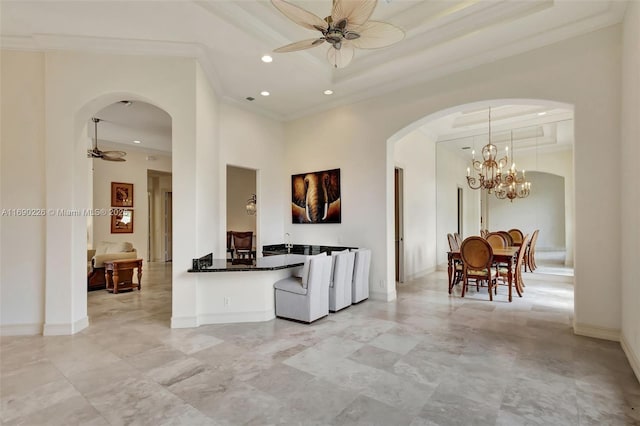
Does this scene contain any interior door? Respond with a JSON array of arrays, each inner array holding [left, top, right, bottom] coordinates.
[[395, 168, 404, 283]]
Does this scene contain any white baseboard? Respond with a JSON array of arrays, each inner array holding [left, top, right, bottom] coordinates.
[[0, 323, 43, 336], [171, 316, 199, 328], [573, 322, 620, 342], [198, 309, 275, 325], [621, 333, 640, 383], [43, 316, 88, 336], [371, 288, 397, 302]]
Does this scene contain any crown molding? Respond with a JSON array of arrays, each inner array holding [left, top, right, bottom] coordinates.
[[0, 33, 225, 99]]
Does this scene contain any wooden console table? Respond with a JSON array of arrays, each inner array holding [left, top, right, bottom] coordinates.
[[104, 259, 143, 294]]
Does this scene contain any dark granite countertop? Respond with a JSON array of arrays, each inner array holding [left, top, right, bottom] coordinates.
[[188, 254, 307, 272], [262, 244, 357, 256]]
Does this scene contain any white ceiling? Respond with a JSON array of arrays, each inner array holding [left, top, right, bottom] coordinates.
[[92, 101, 172, 154], [424, 104, 574, 158], [1, 0, 628, 122]]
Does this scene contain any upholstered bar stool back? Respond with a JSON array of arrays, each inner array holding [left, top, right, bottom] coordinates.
[[329, 250, 355, 312], [351, 248, 371, 304], [274, 253, 331, 323]]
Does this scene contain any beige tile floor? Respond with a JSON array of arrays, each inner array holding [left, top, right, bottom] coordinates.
[[1, 262, 639, 425]]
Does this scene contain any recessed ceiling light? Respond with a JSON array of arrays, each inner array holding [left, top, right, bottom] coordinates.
[[261, 55, 273, 63], [133, 140, 141, 144], [246, 97, 255, 101], [260, 91, 270, 97], [324, 90, 334, 95], [538, 111, 547, 116]]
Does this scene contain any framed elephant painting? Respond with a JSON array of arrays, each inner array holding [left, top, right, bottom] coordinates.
[[291, 168, 341, 223]]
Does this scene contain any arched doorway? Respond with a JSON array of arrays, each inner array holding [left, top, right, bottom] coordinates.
[[85, 99, 173, 326], [387, 99, 575, 290]]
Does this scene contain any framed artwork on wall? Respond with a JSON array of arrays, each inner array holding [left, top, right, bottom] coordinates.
[[111, 209, 134, 233], [111, 182, 134, 207], [291, 168, 341, 224]]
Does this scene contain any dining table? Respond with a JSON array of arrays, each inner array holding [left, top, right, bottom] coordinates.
[[447, 246, 521, 302]]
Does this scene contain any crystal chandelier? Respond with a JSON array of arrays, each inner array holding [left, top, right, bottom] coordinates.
[[245, 194, 257, 215], [466, 109, 531, 201], [495, 132, 530, 202]]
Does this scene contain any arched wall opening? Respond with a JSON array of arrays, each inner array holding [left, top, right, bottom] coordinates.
[[387, 98, 575, 293], [74, 94, 175, 327], [284, 27, 620, 338], [39, 53, 218, 335], [82, 97, 174, 323]]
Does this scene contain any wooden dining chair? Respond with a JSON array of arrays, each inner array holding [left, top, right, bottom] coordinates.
[[496, 233, 530, 296], [460, 237, 497, 301], [447, 233, 463, 288], [525, 229, 540, 272], [447, 233, 459, 251], [508, 229, 524, 246], [480, 229, 488, 238], [232, 231, 254, 260], [498, 231, 514, 246], [226, 231, 234, 261], [453, 232, 463, 248], [485, 232, 507, 250]]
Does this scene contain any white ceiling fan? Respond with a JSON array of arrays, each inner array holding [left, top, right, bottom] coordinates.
[[272, 0, 405, 68], [87, 117, 126, 162]]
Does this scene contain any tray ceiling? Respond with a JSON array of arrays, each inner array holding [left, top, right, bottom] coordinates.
[[0, 0, 627, 121]]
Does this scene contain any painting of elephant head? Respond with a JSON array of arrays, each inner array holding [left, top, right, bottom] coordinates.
[[292, 168, 341, 223]]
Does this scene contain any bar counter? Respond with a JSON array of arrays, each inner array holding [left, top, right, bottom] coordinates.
[[177, 254, 307, 328], [188, 254, 306, 273], [262, 244, 357, 256]]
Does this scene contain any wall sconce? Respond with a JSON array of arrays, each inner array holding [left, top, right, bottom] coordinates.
[[246, 194, 257, 215]]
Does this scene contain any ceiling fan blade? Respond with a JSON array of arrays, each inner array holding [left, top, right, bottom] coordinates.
[[101, 150, 127, 159], [327, 43, 355, 68], [274, 38, 325, 53], [332, 0, 377, 29], [271, 0, 328, 32], [102, 156, 126, 162], [350, 21, 405, 49]]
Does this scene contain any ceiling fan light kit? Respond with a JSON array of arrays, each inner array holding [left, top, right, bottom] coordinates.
[[87, 117, 127, 162], [272, 0, 405, 68]]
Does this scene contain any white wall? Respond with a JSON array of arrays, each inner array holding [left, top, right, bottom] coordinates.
[[394, 130, 437, 280], [0, 50, 290, 334], [514, 147, 574, 265], [621, 0, 640, 380], [219, 103, 286, 255], [435, 145, 482, 266], [488, 171, 566, 251], [0, 51, 46, 335], [227, 166, 257, 235], [92, 149, 171, 262], [0, 50, 214, 334], [284, 26, 622, 335]]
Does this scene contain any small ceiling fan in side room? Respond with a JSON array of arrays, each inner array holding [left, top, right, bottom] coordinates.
[[87, 117, 126, 162], [271, 0, 405, 68]]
